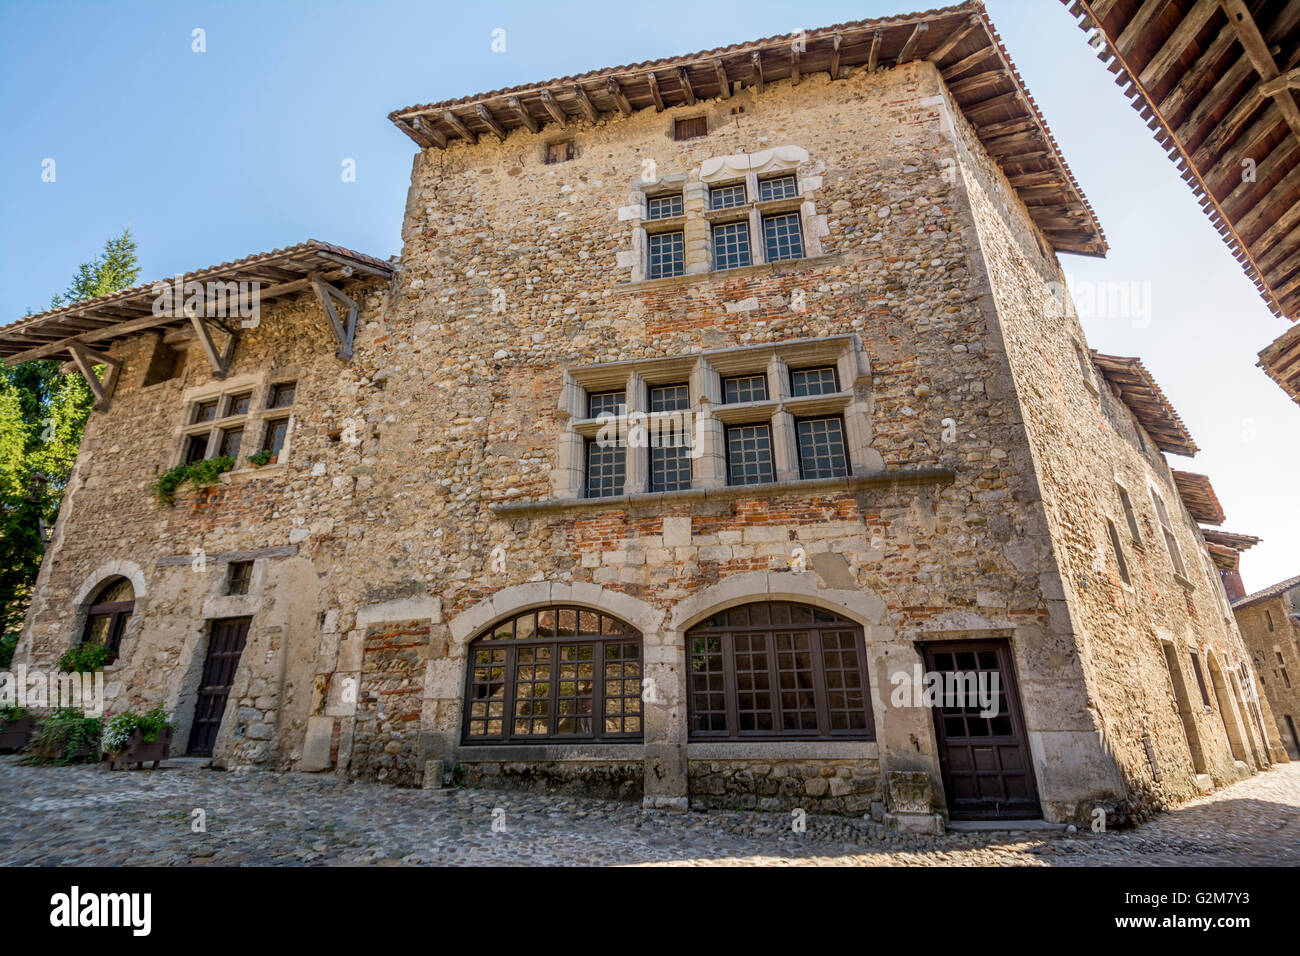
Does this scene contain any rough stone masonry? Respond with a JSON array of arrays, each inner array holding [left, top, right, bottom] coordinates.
[[6, 6, 1289, 828]]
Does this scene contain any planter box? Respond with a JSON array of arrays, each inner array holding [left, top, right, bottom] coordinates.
[[107, 727, 172, 770], [0, 716, 36, 753], [27, 732, 99, 764]]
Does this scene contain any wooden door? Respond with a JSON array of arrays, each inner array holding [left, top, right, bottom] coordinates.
[[187, 617, 250, 756], [924, 641, 1041, 820]]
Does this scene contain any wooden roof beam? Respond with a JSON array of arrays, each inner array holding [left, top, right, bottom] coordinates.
[[835, 32, 848, 77], [1139, 0, 1220, 89], [790, 45, 800, 85], [442, 110, 476, 143], [572, 84, 599, 124], [1159, 29, 1235, 121], [539, 89, 567, 126], [751, 51, 764, 93], [645, 71, 664, 111], [475, 104, 507, 142], [1220, 0, 1300, 138], [941, 44, 995, 80], [605, 79, 631, 117], [897, 21, 929, 65], [507, 96, 539, 133], [713, 59, 731, 98], [677, 68, 696, 105], [928, 16, 980, 66], [410, 116, 446, 149], [1115, 0, 1167, 57]]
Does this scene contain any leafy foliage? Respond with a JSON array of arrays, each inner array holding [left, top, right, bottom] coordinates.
[[56, 641, 116, 673], [102, 707, 175, 752], [0, 703, 28, 727], [26, 707, 102, 764], [246, 449, 272, 467], [0, 230, 140, 638], [152, 455, 236, 505]]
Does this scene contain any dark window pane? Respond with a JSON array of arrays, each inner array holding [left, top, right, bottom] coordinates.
[[709, 183, 747, 210], [763, 212, 804, 261], [226, 561, 253, 596], [193, 400, 219, 424], [727, 424, 774, 485], [227, 393, 252, 416], [219, 428, 243, 459], [587, 391, 626, 418], [722, 374, 768, 404], [712, 221, 751, 270], [650, 445, 691, 492], [758, 174, 798, 201], [647, 231, 684, 280], [790, 366, 839, 396], [646, 194, 683, 220], [585, 438, 626, 498], [796, 417, 849, 479], [269, 382, 296, 408], [261, 419, 290, 459], [184, 433, 209, 464]]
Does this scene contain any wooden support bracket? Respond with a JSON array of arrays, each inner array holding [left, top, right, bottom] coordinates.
[[310, 273, 359, 360], [189, 313, 234, 378], [67, 341, 122, 411]]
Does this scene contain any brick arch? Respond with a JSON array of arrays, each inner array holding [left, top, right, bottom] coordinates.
[[448, 582, 666, 645]]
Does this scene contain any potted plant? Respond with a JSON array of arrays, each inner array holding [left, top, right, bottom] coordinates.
[[25, 707, 102, 764], [0, 704, 36, 753], [56, 641, 116, 672], [103, 707, 176, 770], [246, 449, 273, 468]]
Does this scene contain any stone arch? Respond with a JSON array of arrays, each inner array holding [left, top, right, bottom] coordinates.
[[668, 570, 886, 634], [68, 560, 149, 658], [449, 582, 665, 646]]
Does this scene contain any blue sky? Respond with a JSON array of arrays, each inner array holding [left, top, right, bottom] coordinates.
[[1, 0, 1295, 589]]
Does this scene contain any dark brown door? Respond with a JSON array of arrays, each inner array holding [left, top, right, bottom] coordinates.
[[923, 640, 1041, 820], [187, 617, 250, 756]]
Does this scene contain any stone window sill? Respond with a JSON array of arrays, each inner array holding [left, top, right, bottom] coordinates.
[[615, 253, 842, 294], [222, 462, 289, 482], [491, 468, 954, 518]]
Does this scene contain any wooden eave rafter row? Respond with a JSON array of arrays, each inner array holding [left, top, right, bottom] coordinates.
[[391, 2, 1107, 256], [1258, 321, 1300, 403], [0, 241, 393, 412], [1091, 350, 1200, 456], [1061, 0, 1300, 320], [1171, 469, 1226, 525]]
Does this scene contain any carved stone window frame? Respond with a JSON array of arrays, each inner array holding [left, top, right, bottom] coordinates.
[[176, 369, 300, 470], [552, 335, 872, 499]]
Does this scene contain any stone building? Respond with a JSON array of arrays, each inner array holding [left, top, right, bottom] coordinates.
[[1, 2, 1287, 825], [1231, 575, 1300, 759]]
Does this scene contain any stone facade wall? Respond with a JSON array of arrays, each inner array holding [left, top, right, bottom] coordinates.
[[934, 77, 1284, 815], [15, 56, 1277, 822], [1235, 588, 1300, 759]]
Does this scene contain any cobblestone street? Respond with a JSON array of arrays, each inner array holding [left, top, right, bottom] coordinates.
[[1, 756, 1296, 866]]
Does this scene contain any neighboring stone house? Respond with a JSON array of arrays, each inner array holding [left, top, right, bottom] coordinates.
[[1, 3, 1286, 826], [1232, 576, 1300, 760]]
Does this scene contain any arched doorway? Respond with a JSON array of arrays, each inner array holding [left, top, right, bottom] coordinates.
[[81, 577, 135, 658], [462, 606, 644, 743]]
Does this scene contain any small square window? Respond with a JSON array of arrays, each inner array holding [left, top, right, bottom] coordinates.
[[585, 438, 626, 498], [226, 561, 253, 596], [227, 392, 253, 417], [790, 366, 839, 396], [546, 141, 575, 164], [193, 400, 219, 424], [647, 231, 685, 280], [723, 375, 768, 404], [646, 194, 683, 220], [712, 221, 751, 270], [726, 424, 774, 486], [183, 433, 209, 464], [709, 183, 747, 210], [673, 116, 707, 141], [587, 391, 626, 419], [268, 382, 296, 408], [218, 427, 243, 460], [758, 174, 798, 201], [261, 418, 290, 460], [763, 213, 804, 262], [795, 417, 849, 479]]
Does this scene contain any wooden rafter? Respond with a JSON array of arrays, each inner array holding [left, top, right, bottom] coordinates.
[[310, 273, 359, 361], [896, 21, 930, 64], [67, 341, 122, 411], [605, 79, 631, 116], [476, 104, 507, 142], [508, 96, 539, 133]]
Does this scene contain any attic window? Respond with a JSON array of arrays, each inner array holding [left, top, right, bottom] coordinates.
[[545, 141, 575, 164], [674, 116, 708, 141]]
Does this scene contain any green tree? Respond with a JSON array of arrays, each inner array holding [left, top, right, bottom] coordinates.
[[0, 229, 140, 643]]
